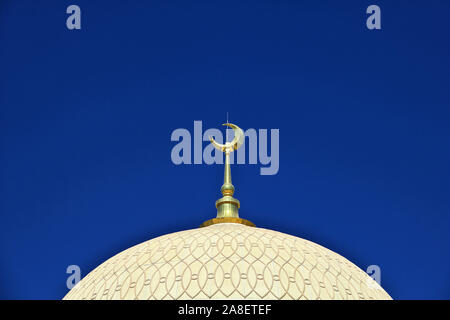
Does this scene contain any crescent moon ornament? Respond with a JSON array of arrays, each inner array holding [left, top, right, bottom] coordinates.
[[210, 123, 244, 153]]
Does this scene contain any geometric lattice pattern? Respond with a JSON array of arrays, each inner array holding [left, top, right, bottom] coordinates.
[[63, 223, 391, 300]]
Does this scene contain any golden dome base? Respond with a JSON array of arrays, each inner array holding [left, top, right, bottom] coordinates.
[[199, 217, 255, 228]]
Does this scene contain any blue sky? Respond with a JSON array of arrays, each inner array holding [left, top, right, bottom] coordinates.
[[1, 0, 449, 299]]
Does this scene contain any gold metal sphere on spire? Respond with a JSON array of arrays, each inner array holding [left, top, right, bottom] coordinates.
[[200, 123, 255, 228]]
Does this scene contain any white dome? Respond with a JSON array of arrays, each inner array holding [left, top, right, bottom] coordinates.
[[64, 223, 391, 300]]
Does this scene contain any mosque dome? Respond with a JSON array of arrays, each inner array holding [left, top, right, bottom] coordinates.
[[64, 223, 390, 300], [63, 123, 391, 300]]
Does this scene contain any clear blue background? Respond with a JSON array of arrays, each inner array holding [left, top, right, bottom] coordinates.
[[1, 0, 449, 299]]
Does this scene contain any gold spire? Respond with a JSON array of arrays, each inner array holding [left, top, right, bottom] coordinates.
[[200, 123, 255, 228]]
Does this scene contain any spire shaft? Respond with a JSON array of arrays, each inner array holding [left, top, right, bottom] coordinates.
[[224, 152, 231, 185], [217, 151, 239, 218], [222, 152, 233, 194]]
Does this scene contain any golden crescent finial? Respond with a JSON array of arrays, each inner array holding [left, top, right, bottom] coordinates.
[[209, 123, 244, 153], [200, 122, 255, 228]]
